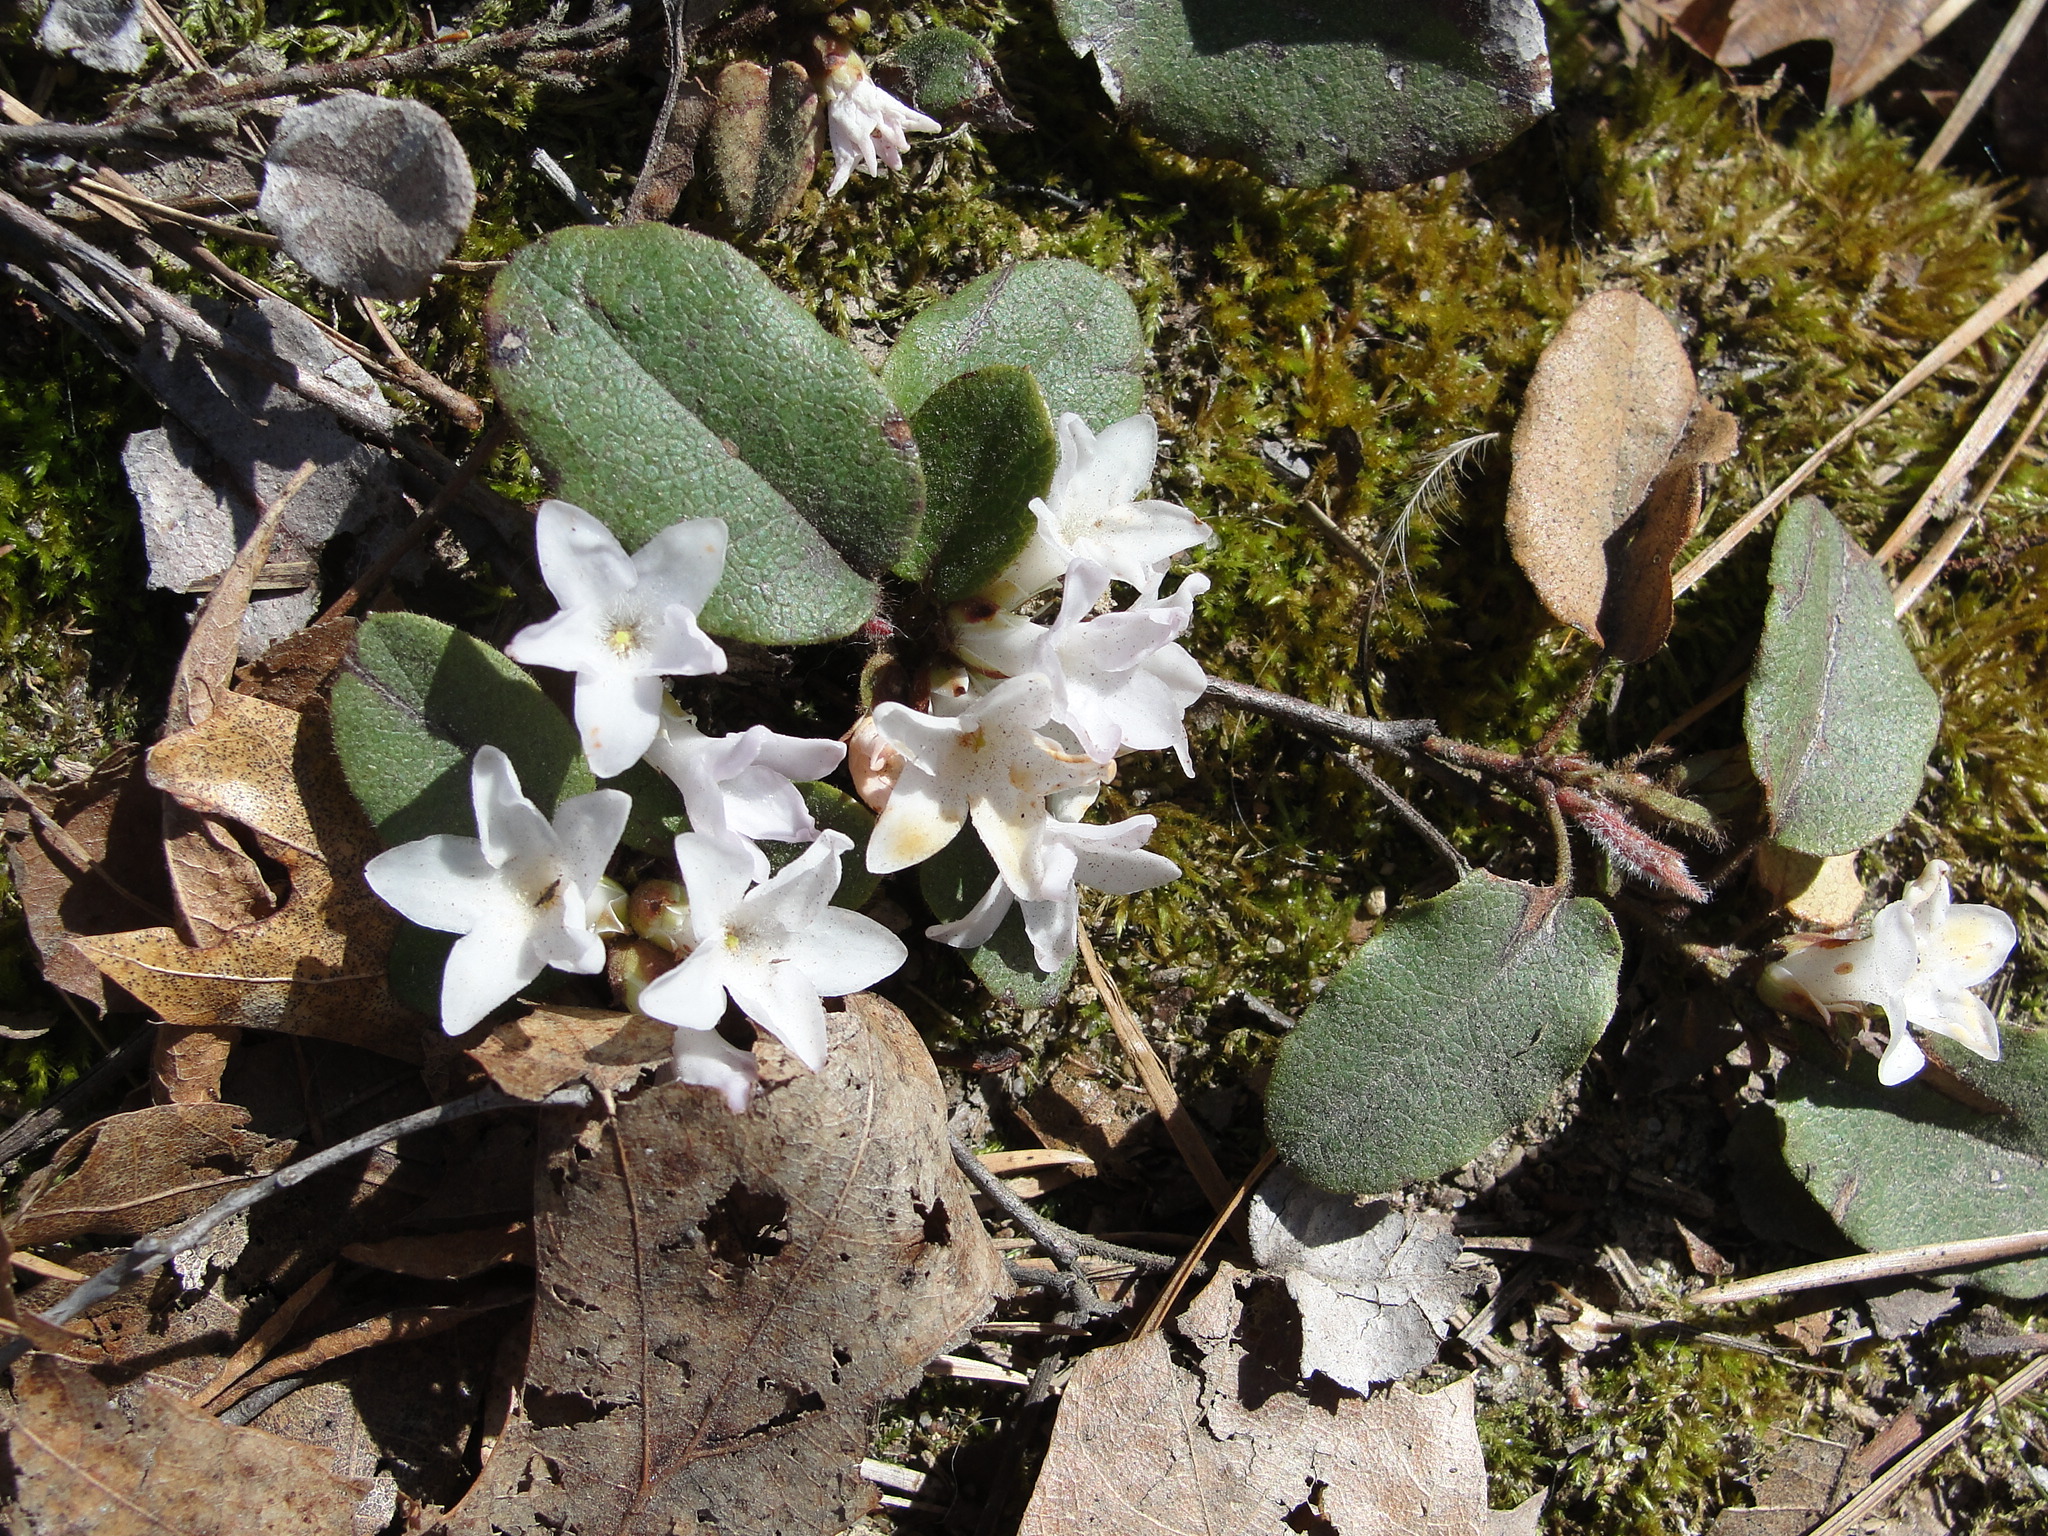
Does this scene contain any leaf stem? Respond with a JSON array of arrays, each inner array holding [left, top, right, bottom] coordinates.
[[1337, 753, 1468, 878]]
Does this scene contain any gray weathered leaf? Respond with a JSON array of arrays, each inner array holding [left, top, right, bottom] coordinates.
[[1744, 496, 1940, 857], [1266, 870, 1621, 1195], [1248, 1164, 1485, 1392], [259, 92, 477, 301], [1050, 0, 1552, 190], [37, 0, 147, 73]]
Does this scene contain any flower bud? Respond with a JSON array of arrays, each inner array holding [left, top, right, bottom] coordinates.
[[845, 714, 905, 812], [608, 939, 679, 1014], [629, 879, 692, 953]]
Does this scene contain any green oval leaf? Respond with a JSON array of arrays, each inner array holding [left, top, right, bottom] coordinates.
[[1744, 496, 1939, 857], [331, 612, 594, 845], [901, 365, 1058, 599], [882, 259, 1145, 428], [1775, 1059, 2048, 1299], [1050, 0, 1552, 190], [486, 224, 924, 644], [1266, 870, 1621, 1194]]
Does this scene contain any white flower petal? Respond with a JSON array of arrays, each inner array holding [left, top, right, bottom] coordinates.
[[1877, 1024, 1927, 1086], [1021, 892, 1078, 971], [439, 923, 543, 1037], [726, 961, 831, 1072], [670, 1028, 759, 1114], [733, 830, 849, 937], [674, 830, 765, 939], [867, 764, 967, 873], [501, 607, 612, 677], [635, 607, 727, 679], [632, 517, 729, 616], [1923, 903, 2019, 990], [471, 746, 554, 868], [792, 907, 908, 998], [552, 789, 634, 895], [1063, 816, 1180, 895], [722, 765, 819, 843], [1906, 985, 2003, 1062], [637, 945, 735, 1035], [576, 671, 669, 779], [533, 500, 636, 611], [928, 876, 1012, 949]]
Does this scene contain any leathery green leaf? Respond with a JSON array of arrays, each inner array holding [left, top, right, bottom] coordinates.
[[1266, 869, 1621, 1194], [882, 258, 1145, 428], [1744, 496, 1939, 857], [1775, 1059, 2048, 1299], [486, 224, 924, 644], [331, 612, 593, 846], [902, 365, 1057, 599], [1049, 0, 1553, 190]]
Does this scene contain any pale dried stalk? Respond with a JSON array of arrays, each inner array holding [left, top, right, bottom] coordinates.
[[1807, 1354, 2048, 1536], [1894, 383, 2048, 615], [1874, 314, 2048, 562], [1918, 0, 2048, 172], [1076, 929, 1233, 1213], [1672, 249, 2048, 596], [1131, 1146, 1278, 1339], [1694, 1228, 2048, 1305]]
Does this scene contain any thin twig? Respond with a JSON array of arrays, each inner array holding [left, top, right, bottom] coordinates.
[[1694, 1229, 2048, 1306], [1202, 676, 1435, 755], [1132, 1147, 1278, 1340], [1337, 752, 1469, 876], [1075, 931, 1234, 1213], [0, 1084, 591, 1372], [1539, 779, 1574, 893], [1874, 314, 2048, 562], [1532, 655, 1609, 758], [1806, 1355, 2048, 1536], [1673, 249, 2048, 596], [1919, 0, 2048, 172], [1895, 381, 2048, 615]]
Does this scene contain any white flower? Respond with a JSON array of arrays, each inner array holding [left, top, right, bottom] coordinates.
[[820, 45, 940, 197], [929, 813, 1179, 971], [988, 413, 1211, 603], [635, 829, 906, 1072], [642, 699, 846, 845], [505, 500, 728, 779], [670, 1028, 763, 1115], [1761, 860, 2017, 1086], [955, 558, 1208, 773], [363, 747, 630, 1036], [863, 674, 1108, 899]]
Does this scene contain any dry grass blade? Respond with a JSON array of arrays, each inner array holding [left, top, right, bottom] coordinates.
[[1874, 314, 2048, 562], [1806, 1354, 2048, 1536], [207, 1297, 526, 1413], [186, 1263, 334, 1411], [1918, 0, 2048, 172], [1894, 383, 2048, 615], [1076, 929, 1232, 1213], [1694, 1228, 2048, 1305], [1132, 1147, 1278, 1339], [1672, 248, 2048, 596]]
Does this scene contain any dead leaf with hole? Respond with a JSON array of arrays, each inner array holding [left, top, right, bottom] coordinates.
[[5, 1102, 293, 1248], [446, 993, 1004, 1536], [259, 92, 477, 301], [1638, 0, 1969, 108], [464, 1005, 675, 1102], [1019, 1261, 1541, 1535], [0, 1353, 370, 1536], [1506, 289, 1737, 662], [1247, 1164, 1488, 1393], [68, 692, 420, 1062], [36, 0, 147, 73]]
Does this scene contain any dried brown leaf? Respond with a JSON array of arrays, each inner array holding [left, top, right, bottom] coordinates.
[[1, 1354, 369, 1536], [706, 61, 821, 236], [1598, 402, 1738, 661], [152, 1021, 241, 1105], [448, 993, 1004, 1536], [465, 1006, 674, 1102], [5, 1102, 293, 1249], [340, 1223, 533, 1281], [1020, 1261, 1537, 1535], [1640, 0, 1967, 107], [235, 617, 361, 711], [70, 694, 419, 1061], [214, 1294, 529, 1415], [1505, 290, 1702, 651]]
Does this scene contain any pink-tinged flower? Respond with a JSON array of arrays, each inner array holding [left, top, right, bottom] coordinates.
[[635, 829, 906, 1074], [505, 500, 727, 779], [1761, 859, 2017, 1086], [820, 43, 940, 197], [863, 674, 1107, 899], [363, 747, 629, 1035], [642, 700, 846, 845]]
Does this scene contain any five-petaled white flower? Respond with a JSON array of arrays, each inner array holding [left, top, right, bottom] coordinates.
[[1761, 859, 2018, 1086], [864, 674, 1107, 900], [929, 813, 1180, 971], [636, 829, 907, 1073], [990, 413, 1211, 604], [642, 699, 846, 847], [505, 500, 728, 779], [955, 558, 1209, 773], [820, 43, 941, 198], [363, 746, 630, 1036]]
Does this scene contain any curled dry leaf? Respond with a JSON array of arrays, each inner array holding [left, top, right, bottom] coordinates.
[[259, 92, 478, 301], [1637, 0, 1969, 108], [1505, 289, 1736, 661], [465, 1005, 675, 1102], [5, 1102, 293, 1248], [1019, 1261, 1540, 1535], [705, 61, 821, 237], [1247, 1164, 1486, 1393], [69, 692, 420, 1062], [1, 1354, 371, 1536], [446, 993, 1004, 1536]]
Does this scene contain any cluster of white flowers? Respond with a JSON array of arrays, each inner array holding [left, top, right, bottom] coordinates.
[[817, 41, 941, 198], [1760, 859, 2017, 1086], [859, 411, 1211, 972], [364, 411, 1209, 1107]]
